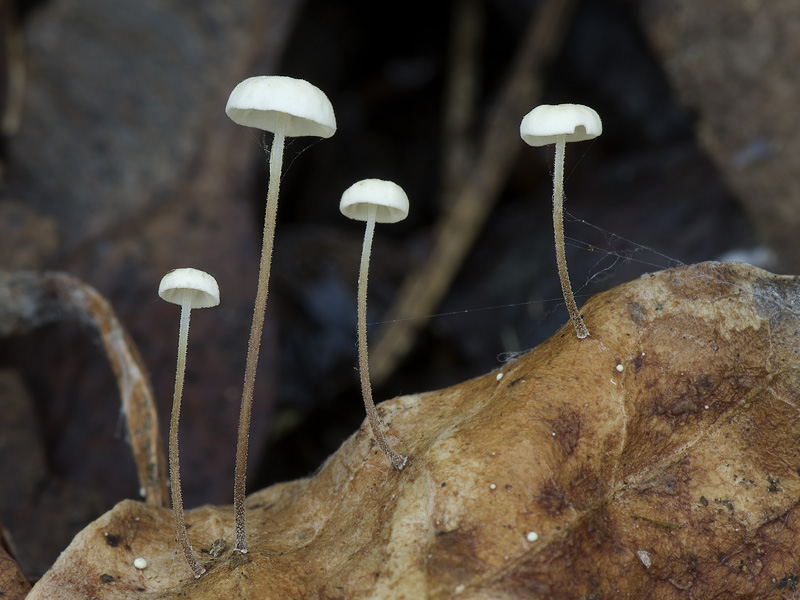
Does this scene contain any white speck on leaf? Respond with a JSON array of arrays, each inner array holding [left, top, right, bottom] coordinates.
[[637, 550, 651, 568]]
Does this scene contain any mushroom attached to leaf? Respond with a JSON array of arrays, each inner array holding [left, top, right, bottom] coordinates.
[[225, 75, 337, 553], [340, 178, 409, 470], [158, 267, 220, 578], [520, 103, 602, 339]]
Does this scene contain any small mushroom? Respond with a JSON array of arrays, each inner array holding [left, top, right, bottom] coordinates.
[[158, 267, 220, 578], [226, 75, 336, 553], [340, 179, 409, 470], [520, 103, 602, 339]]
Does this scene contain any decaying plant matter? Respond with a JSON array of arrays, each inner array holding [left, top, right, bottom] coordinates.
[[0, 271, 168, 507], [24, 261, 800, 598]]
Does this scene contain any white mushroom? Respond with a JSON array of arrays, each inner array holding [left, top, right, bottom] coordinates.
[[520, 103, 602, 339], [226, 75, 336, 553], [340, 179, 409, 470], [158, 268, 220, 578]]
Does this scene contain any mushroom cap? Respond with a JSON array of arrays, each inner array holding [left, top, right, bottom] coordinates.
[[520, 103, 602, 147], [225, 75, 337, 138], [158, 268, 220, 309], [339, 179, 410, 224]]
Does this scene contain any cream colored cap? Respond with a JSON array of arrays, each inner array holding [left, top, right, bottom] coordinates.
[[520, 104, 602, 147], [158, 268, 220, 309], [225, 75, 337, 138], [339, 179, 409, 224]]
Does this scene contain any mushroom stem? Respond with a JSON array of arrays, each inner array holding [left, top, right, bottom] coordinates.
[[169, 293, 205, 578], [357, 205, 407, 470], [552, 134, 589, 339], [233, 115, 287, 554]]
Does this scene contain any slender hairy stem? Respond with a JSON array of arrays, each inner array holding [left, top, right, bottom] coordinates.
[[357, 206, 407, 470], [234, 118, 287, 553], [552, 134, 589, 339], [169, 294, 205, 577]]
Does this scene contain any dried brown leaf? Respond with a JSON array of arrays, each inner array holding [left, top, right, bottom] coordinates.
[[0, 526, 30, 600], [0, 271, 168, 506], [27, 262, 800, 598]]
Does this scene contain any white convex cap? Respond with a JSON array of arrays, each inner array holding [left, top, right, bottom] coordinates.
[[159, 268, 220, 309], [339, 179, 410, 224], [520, 104, 602, 147], [225, 75, 337, 138]]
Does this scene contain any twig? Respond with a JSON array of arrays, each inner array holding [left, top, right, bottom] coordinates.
[[441, 0, 482, 208], [371, 0, 580, 385], [0, 0, 26, 137]]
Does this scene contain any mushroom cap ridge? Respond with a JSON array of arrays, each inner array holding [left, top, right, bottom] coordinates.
[[520, 103, 602, 147], [159, 268, 220, 309], [340, 179, 410, 224], [226, 75, 337, 139]]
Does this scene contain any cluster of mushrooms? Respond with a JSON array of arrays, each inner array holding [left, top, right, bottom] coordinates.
[[157, 75, 602, 577]]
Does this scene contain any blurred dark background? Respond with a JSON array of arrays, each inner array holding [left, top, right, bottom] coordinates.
[[1, 0, 797, 580]]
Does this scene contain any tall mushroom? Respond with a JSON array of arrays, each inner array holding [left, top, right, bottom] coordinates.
[[520, 103, 602, 339], [158, 267, 220, 578], [225, 75, 336, 553], [340, 179, 409, 470]]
